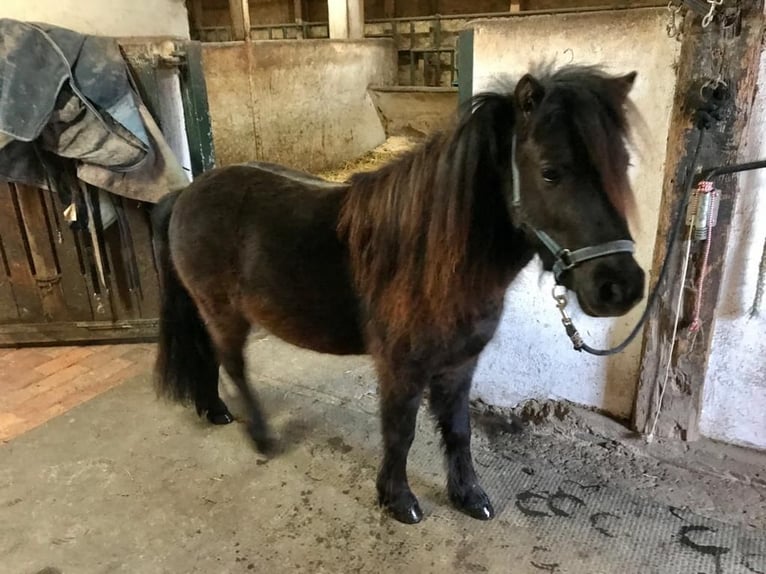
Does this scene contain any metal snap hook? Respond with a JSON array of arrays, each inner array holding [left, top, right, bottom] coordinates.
[[552, 285, 568, 310]]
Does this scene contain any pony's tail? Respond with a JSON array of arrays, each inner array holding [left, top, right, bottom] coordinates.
[[151, 191, 217, 411]]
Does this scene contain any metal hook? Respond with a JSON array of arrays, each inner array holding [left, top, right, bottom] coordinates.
[[666, 1, 683, 38], [552, 285, 568, 309], [702, 0, 723, 28]]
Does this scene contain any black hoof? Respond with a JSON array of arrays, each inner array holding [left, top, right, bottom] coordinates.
[[450, 486, 495, 521], [247, 422, 276, 456], [206, 409, 234, 425], [379, 491, 423, 524], [199, 398, 234, 426]]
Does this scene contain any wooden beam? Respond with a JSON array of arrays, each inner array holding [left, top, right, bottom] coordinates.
[[0, 319, 158, 347], [633, 5, 764, 441], [347, 0, 364, 39], [328, 0, 349, 39], [384, 0, 395, 19], [189, 0, 204, 38], [228, 0, 250, 41], [293, 0, 304, 22]]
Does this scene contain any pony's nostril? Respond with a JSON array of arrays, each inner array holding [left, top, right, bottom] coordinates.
[[598, 280, 623, 305]]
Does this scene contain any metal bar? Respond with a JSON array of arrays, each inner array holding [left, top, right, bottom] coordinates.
[[178, 42, 216, 176], [702, 159, 766, 179], [434, 15, 441, 87], [365, 4, 668, 24]]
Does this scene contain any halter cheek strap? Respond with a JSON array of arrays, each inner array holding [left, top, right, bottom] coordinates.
[[510, 136, 635, 282]]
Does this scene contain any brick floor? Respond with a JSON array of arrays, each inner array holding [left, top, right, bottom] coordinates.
[[0, 343, 155, 443]]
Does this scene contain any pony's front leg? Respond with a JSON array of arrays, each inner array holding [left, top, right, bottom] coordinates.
[[376, 373, 425, 524], [430, 359, 494, 520]]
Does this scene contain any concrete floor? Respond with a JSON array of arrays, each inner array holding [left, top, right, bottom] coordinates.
[[1, 337, 765, 574]]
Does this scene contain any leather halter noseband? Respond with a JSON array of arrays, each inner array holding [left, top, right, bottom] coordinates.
[[510, 136, 635, 282]]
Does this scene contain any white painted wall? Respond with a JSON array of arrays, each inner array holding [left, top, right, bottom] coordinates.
[[0, 0, 189, 38], [700, 50, 766, 450], [471, 10, 680, 418]]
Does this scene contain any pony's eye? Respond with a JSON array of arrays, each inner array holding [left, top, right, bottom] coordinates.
[[541, 168, 561, 183]]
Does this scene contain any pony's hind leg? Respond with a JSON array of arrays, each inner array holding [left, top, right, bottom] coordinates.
[[203, 310, 275, 455], [194, 361, 234, 426], [429, 360, 494, 520], [376, 364, 426, 524]]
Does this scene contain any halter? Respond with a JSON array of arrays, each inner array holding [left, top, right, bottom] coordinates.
[[510, 136, 635, 283]]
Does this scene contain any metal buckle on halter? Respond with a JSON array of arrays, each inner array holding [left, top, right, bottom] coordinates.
[[556, 249, 574, 271]]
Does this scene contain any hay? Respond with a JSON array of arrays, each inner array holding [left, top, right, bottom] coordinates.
[[316, 136, 418, 182]]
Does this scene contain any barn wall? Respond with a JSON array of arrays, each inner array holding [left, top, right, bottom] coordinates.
[[470, 9, 680, 418], [368, 87, 457, 137], [699, 48, 766, 451], [202, 39, 397, 171], [0, 0, 189, 38]]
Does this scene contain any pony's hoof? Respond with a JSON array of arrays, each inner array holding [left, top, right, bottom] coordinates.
[[247, 423, 276, 456], [380, 492, 423, 524], [207, 410, 234, 425], [451, 487, 495, 521]]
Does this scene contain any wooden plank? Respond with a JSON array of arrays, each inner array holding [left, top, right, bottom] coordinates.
[[15, 184, 69, 322], [0, 230, 19, 323], [121, 200, 161, 319], [384, 0, 396, 18], [75, 210, 112, 322], [348, 0, 364, 39], [102, 220, 136, 320], [0, 318, 158, 347], [189, 0, 204, 38], [634, 6, 764, 441], [228, 0, 251, 41], [180, 41, 217, 176], [293, 0, 304, 22], [47, 186, 94, 321], [0, 183, 42, 322]]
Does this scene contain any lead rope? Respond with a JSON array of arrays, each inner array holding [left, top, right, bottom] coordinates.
[[646, 212, 696, 443]]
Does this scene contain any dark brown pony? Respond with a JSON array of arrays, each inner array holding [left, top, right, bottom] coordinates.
[[151, 65, 645, 524]]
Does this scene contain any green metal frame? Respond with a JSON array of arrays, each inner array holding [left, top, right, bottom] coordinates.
[[457, 29, 474, 105], [178, 42, 216, 176]]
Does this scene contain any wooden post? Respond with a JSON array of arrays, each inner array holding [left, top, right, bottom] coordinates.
[[189, 0, 204, 39], [292, 0, 305, 39], [347, 0, 364, 39], [633, 5, 764, 441], [229, 0, 251, 41], [384, 0, 395, 19], [328, 0, 349, 39], [510, 1, 523, 12], [293, 0, 303, 21]]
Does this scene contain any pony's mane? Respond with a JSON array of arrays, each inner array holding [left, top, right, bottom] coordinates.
[[338, 65, 635, 342]]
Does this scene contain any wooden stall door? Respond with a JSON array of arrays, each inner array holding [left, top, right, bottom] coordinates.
[[0, 41, 215, 347]]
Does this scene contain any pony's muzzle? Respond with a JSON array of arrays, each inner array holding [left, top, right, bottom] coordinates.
[[575, 255, 645, 317]]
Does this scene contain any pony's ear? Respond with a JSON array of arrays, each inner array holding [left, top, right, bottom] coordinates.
[[515, 74, 545, 115], [611, 71, 637, 101]]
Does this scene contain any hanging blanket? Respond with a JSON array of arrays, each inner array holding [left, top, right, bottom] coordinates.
[[0, 18, 188, 203]]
